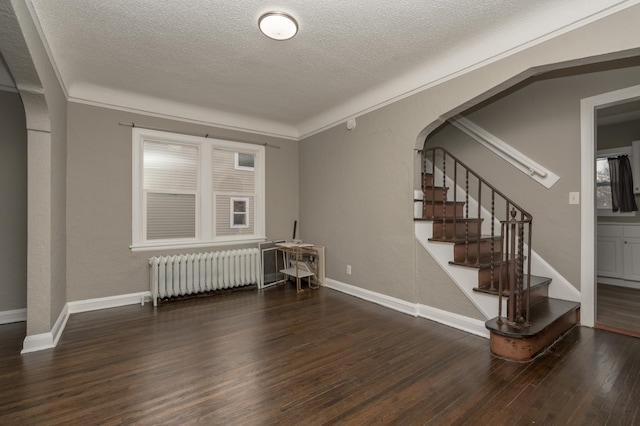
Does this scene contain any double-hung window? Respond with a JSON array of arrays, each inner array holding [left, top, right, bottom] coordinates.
[[131, 128, 265, 250], [230, 197, 250, 228]]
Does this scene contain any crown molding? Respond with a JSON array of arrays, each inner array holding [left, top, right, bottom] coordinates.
[[28, 0, 640, 142], [68, 93, 300, 141], [297, 0, 640, 139]]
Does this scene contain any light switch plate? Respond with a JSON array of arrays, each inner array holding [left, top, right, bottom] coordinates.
[[569, 192, 580, 204]]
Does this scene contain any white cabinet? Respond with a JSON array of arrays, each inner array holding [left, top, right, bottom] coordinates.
[[622, 225, 640, 281], [623, 238, 640, 281], [597, 237, 623, 278], [597, 224, 640, 282]]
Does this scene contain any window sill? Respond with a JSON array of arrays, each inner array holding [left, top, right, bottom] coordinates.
[[597, 209, 636, 217], [130, 237, 266, 252]]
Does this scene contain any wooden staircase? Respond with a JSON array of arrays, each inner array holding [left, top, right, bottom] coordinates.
[[418, 147, 579, 361]]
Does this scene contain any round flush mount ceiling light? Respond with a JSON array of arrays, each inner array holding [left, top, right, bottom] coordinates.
[[259, 12, 298, 40]]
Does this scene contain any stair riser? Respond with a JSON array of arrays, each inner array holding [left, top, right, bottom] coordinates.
[[432, 221, 482, 240], [477, 269, 549, 300], [423, 187, 448, 201], [506, 285, 549, 317], [423, 202, 464, 218], [453, 240, 501, 263], [422, 174, 434, 187], [477, 266, 507, 290]]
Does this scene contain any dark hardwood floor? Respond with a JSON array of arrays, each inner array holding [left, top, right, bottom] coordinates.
[[1, 284, 639, 425], [597, 283, 640, 338]]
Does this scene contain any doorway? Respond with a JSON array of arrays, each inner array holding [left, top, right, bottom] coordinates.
[[593, 100, 640, 337], [580, 83, 640, 333], [0, 54, 28, 344]]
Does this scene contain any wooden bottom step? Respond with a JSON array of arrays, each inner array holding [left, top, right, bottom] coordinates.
[[485, 298, 580, 362]]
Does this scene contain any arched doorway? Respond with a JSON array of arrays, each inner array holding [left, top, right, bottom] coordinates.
[[0, 1, 57, 353], [414, 55, 640, 334], [0, 57, 27, 326]]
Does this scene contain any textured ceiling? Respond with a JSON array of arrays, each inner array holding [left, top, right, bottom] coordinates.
[[26, 0, 635, 139]]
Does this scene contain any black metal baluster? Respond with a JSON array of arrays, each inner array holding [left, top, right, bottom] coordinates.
[[465, 170, 469, 255], [526, 221, 532, 326], [497, 221, 505, 325], [509, 209, 518, 324], [431, 149, 436, 220], [453, 161, 458, 241], [442, 150, 447, 237], [517, 218, 524, 323], [476, 180, 482, 266], [489, 190, 496, 292]]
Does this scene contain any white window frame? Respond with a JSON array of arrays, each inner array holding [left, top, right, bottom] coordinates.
[[235, 152, 255, 171], [230, 197, 250, 228], [596, 147, 636, 217], [131, 128, 266, 251]]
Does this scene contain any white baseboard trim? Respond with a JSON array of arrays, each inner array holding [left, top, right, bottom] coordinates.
[[21, 291, 152, 354], [597, 276, 640, 290], [325, 278, 488, 339], [67, 292, 152, 314], [324, 278, 418, 316], [21, 333, 54, 354], [530, 250, 580, 302], [21, 303, 69, 354], [417, 304, 489, 338], [0, 308, 27, 324]]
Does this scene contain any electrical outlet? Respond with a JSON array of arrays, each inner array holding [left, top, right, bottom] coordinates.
[[347, 265, 352, 275], [569, 192, 580, 205]]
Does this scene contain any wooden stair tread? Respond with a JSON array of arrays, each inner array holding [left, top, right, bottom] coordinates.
[[452, 236, 500, 244], [485, 298, 579, 338], [473, 275, 551, 296], [422, 203, 466, 207], [451, 259, 525, 269], [428, 236, 483, 243], [418, 200, 465, 204], [428, 234, 497, 243], [449, 253, 523, 269], [448, 259, 502, 269], [431, 217, 483, 222]]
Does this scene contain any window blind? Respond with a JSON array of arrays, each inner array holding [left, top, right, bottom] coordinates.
[[146, 193, 196, 240], [144, 141, 198, 191], [144, 141, 199, 240]]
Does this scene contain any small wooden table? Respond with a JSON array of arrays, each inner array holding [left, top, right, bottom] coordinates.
[[274, 242, 321, 292]]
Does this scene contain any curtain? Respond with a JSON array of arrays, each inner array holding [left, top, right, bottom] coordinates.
[[608, 155, 638, 213]]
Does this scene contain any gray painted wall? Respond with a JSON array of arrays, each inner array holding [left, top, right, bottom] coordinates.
[[415, 242, 484, 320], [66, 102, 299, 301], [428, 65, 640, 288], [0, 90, 26, 312], [300, 125, 415, 301], [299, 5, 640, 318]]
